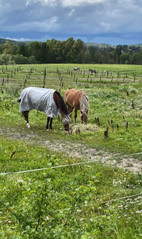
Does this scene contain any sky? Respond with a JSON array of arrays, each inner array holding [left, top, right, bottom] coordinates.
[[0, 0, 142, 45]]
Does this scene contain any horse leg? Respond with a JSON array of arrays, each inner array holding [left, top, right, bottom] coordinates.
[[46, 117, 53, 130], [49, 118, 53, 130], [74, 109, 77, 123], [46, 117, 50, 131], [23, 111, 30, 128]]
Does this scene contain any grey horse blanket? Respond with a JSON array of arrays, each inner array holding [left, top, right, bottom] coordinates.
[[19, 87, 60, 118]]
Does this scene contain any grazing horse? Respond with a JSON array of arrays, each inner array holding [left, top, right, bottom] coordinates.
[[89, 69, 97, 74], [18, 87, 71, 131], [65, 89, 89, 124], [103, 70, 109, 76], [73, 67, 80, 72]]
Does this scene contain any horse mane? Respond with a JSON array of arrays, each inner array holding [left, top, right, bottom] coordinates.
[[54, 91, 68, 115], [80, 92, 89, 112]]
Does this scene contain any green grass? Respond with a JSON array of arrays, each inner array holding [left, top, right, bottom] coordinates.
[[0, 63, 142, 238], [0, 138, 141, 239], [0, 69, 142, 155]]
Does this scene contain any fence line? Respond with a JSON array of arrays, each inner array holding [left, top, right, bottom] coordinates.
[[1, 159, 141, 209], [55, 192, 142, 212], [0, 160, 98, 176], [99, 192, 142, 204]]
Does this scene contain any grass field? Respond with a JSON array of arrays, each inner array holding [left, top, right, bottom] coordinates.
[[0, 63, 142, 238]]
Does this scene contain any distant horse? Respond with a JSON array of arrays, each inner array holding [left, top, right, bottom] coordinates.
[[103, 70, 109, 76], [18, 87, 71, 131], [73, 67, 80, 72], [65, 89, 89, 124], [89, 69, 97, 74]]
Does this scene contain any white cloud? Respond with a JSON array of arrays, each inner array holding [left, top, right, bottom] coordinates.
[[68, 9, 75, 16], [26, 0, 107, 7], [61, 0, 107, 7], [7, 37, 31, 42], [26, 0, 58, 7], [2, 16, 58, 32], [0, 0, 142, 44]]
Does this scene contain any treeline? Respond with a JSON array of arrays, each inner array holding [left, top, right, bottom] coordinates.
[[0, 37, 142, 65]]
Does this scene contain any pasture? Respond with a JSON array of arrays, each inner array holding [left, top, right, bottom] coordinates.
[[0, 63, 142, 238]]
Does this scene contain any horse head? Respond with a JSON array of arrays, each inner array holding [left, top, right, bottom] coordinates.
[[80, 109, 88, 124], [62, 114, 72, 131]]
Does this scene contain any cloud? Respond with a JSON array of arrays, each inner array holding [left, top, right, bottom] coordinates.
[[68, 9, 75, 16], [61, 0, 107, 7], [26, 0, 58, 7], [26, 0, 108, 7], [3, 17, 58, 32], [0, 0, 142, 45]]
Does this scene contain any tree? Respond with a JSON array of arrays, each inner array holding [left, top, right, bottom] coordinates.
[[73, 39, 85, 63], [114, 45, 122, 64], [3, 42, 19, 55], [27, 41, 42, 63], [120, 52, 130, 64], [0, 54, 14, 64], [19, 44, 27, 57], [46, 39, 60, 63], [40, 42, 48, 63], [13, 54, 28, 64], [129, 52, 142, 65], [64, 38, 75, 63]]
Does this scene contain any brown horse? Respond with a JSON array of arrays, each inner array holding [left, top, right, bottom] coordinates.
[[18, 87, 71, 131], [65, 89, 89, 124]]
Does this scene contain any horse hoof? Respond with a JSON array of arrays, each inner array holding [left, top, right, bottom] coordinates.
[[46, 129, 49, 132], [26, 123, 30, 128]]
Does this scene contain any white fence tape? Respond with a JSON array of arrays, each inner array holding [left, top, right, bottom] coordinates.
[[0, 160, 97, 176]]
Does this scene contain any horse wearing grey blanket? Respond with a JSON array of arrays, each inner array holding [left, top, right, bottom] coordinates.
[[18, 87, 71, 131]]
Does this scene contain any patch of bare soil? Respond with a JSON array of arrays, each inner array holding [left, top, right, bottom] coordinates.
[[43, 140, 141, 174], [0, 127, 141, 174]]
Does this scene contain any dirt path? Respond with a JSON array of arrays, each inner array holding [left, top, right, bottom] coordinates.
[[44, 139, 142, 174], [0, 127, 141, 174]]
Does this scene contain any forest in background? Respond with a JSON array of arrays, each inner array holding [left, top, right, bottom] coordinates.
[[0, 37, 142, 65]]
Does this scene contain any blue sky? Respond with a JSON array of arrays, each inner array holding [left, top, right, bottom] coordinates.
[[0, 0, 142, 45]]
